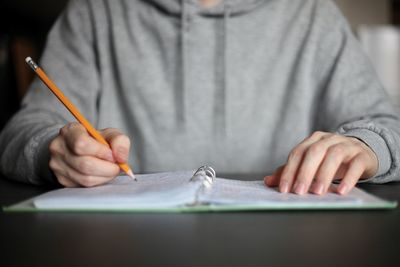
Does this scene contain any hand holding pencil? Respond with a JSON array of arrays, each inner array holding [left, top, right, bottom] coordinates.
[[26, 57, 136, 187]]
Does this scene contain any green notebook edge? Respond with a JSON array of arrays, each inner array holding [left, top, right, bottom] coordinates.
[[3, 198, 397, 213]]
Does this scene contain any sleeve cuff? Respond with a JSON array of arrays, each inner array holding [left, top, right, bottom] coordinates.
[[32, 125, 63, 184], [341, 128, 391, 179]]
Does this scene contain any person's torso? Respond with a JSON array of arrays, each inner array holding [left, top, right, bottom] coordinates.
[[93, 0, 328, 174]]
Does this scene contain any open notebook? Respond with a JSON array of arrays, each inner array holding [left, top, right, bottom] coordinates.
[[5, 166, 397, 212]]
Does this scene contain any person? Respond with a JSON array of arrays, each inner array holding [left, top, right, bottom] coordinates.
[[1, 0, 399, 195]]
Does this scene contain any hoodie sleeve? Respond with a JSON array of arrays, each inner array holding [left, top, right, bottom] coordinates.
[[0, 0, 100, 184], [313, 0, 400, 183]]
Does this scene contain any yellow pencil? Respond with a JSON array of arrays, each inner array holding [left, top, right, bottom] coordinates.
[[25, 57, 136, 181]]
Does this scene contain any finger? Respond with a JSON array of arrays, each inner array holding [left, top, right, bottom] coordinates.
[[101, 128, 131, 163], [312, 144, 355, 195], [76, 174, 115, 187], [337, 154, 366, 195], [50, 155, 114, 187], [62, 123, 114, 161], [331, 164, 349, 181], [291, 136, 343, 195], [49, 157, 80, 187], [56, 175, 80, 188], [63, 155, 120, 177], [49, 134, 65, 158], [65, 166, 115, 187], [264, 166, 284, 187], [279, 131, 328, 193], [264, 174, 280, 187], [342, 137, 378, 179], [64, 156, 120, 177]]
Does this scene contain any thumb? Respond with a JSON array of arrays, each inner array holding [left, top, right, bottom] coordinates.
[[264, 165, 284, 187], [100, 128, 131, 163]]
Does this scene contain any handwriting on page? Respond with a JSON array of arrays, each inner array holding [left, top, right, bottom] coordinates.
[[34, 171, 200, 209], [31, 170, 390, 211], [199, 178, 362, 205]]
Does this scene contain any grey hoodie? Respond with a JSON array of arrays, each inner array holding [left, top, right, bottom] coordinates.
[[1, 0, 400, 185]]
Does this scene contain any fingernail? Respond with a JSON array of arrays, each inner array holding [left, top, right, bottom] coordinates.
[[313, 182, 324, 195], [280, 180, 289, 193], [338, 184, 349, 195], [294, 182, 306, 195]]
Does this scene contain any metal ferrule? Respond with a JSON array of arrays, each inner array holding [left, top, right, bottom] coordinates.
[[25, 57, 39, 70]]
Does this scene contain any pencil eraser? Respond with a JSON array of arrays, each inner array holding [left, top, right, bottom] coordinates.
[[25, 57, 32, 63]]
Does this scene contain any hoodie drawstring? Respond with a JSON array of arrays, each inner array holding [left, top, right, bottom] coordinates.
[[180, 0, 188, 126], [180, 0, 231, 134], [214, 2, 231, 135]]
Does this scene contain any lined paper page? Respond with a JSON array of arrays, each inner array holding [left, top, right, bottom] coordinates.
[[199, 178, 379, 207], [34, 171, 199, 209], [31, 171, 392, 211]]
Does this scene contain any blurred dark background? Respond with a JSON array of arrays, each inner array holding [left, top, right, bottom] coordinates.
[[395, 0, 400, 23], [0, 0, 67, 130], [0, 0, 399, 131]]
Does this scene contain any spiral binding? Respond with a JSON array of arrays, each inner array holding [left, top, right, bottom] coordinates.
[[190, 165, 216, 189]]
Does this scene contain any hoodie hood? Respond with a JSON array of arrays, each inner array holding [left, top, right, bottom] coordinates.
[[145, 0, 267, 16], [143, 0, 267, 132], [143, 0, 269, 133]]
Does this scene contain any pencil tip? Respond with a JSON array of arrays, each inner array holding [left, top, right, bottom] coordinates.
[[127, 170, 137, 181]]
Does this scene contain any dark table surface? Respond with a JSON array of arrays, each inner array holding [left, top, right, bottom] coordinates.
[[1, 174, 400, 267]]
